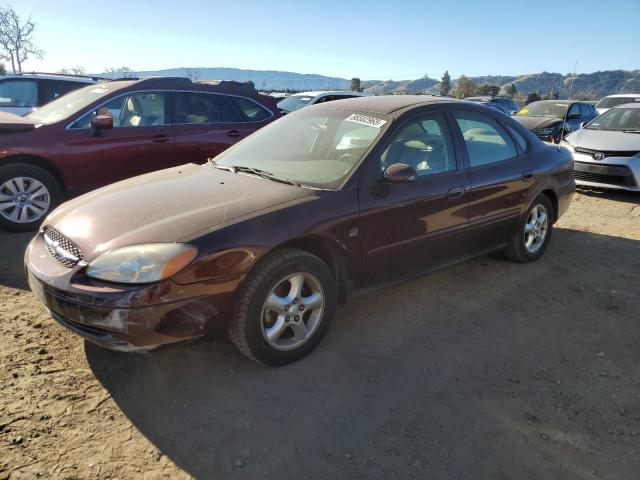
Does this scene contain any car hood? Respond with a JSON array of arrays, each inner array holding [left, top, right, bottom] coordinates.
[[513, 116, 562, 130], [566, 128, 640, 151], [0, 111, 36, 132], [45, 163, 312, 260]]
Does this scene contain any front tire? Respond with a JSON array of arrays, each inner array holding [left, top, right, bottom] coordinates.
[[0, 164, 63, 232], [229, 248, 336, 366], [504, 194, 554, 263]]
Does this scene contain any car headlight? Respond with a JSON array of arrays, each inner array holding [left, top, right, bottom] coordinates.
[[86, 243, 198, 284], [558, 140, 575, 151]]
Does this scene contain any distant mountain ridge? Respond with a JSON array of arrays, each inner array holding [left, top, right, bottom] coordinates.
[[117, 67, 640, 99]]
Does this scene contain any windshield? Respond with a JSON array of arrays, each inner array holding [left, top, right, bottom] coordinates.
[[595, 96, 640, 109], [26, 82, 126, 125], [214, 109, 390, 189], [585, 107, 640, 131], [277, 95, 315, 113], [516, 102, 568, 118]]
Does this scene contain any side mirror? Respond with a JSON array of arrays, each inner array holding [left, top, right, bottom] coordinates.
[[91, 115, 113, 130], [383, 163, 416, 183]]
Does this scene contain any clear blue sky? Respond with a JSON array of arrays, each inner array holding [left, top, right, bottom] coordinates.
[[16, 0, 640, 80]]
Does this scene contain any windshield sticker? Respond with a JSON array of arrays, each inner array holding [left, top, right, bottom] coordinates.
[[518, 109, 529, 114], [346, 113, 387, 128], [90, 88, 109, 94]]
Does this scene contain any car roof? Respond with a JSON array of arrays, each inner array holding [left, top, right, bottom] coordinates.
[[292, 90, 369, 97], [4, 73, 99, 83], [91, 77, 264, 96], [307, 95, 464, 116], [530, 100, 582, 105], [465, 95, 512, 100], [613, 102, 640, 109], [602, 93, 640, 98]]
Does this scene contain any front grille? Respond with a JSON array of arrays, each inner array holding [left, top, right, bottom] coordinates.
[[43, 227, 84, 268], [573, 171, 630, 186], [575, 146, 640, 158]]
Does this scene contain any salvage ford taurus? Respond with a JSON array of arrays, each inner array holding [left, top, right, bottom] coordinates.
[[25, 96, 575, 365]]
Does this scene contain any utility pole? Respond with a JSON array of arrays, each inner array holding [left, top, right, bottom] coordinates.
[[567, 61, 578, 100]]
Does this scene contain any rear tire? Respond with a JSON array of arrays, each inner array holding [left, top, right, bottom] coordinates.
[[229, 248, 336, 366], [0, 163, 63, 232], [504, 194, 554, 263]]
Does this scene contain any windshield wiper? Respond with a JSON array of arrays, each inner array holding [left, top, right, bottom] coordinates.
[[214, 164, 300, 187]]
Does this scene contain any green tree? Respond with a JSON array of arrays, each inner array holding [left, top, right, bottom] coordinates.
[[477, 83, 501, 96], [505, 83, 518, 98], [526, 92, 541, 104], [350, 77, 363, 92], [440, 70, 451, 96], [453, 75, 477, 99]]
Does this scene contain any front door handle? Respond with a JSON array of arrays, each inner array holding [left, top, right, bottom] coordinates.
[[521, 170, 535, 182], [446, 185, 466, 199], [151, 134, 171, 144], [227, 129, 242, 138]]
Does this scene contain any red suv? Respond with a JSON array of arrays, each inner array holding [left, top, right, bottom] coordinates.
[[0, 77, 280, 231]]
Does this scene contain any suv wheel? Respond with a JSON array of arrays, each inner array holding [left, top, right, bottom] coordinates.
[[0, 164, 63, 232], [229, 248, 336, 366], [504, 194, 554, 263]]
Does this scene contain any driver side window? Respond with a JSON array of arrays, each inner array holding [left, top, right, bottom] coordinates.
[[71, 92, 168, 129], [379, 113, 456, 177]]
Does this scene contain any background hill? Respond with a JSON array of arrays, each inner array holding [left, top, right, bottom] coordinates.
[[114, 67, 640, 99]]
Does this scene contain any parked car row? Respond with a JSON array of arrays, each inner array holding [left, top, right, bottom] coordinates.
[[2, 74, 637, 364]]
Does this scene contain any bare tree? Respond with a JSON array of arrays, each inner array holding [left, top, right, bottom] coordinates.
[[185, 68, 200, 81], [104, 66, 136, 79], [0, 6, 44, 73], [59, 66, 86, 75]]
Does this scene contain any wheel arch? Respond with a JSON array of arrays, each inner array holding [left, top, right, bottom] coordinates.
[[539, 188, 559, 223], [0, 154, 67, 194], [277, 235, 353, 305]]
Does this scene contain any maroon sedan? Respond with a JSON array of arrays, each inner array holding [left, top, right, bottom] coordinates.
[[0, 77, 279, 231], [25, 96, 575, 365]]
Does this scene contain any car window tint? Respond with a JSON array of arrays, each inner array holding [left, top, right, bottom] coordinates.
[[380, 113, 455, 177], [579, 104, 592, 116], [71, 92, 167, 129], [225, 96, 271, 122], [174, 92, 228, 124], [39, 80, 84, 104], [568, 104, 580, 117], [506, 125, 528, 152], [0, 79, 37, 107], [454, 111, 518, 167]]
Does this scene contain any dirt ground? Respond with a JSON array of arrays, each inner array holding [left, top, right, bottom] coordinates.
[[1, 189, 639, 480]]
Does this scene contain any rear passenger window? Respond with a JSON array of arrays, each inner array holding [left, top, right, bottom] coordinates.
[[174, 92, 240, 124], [454, 111, 518, 167], [379, 113, 456, 177], [506, 125, 528, 152], [225, 96, 272, 122]]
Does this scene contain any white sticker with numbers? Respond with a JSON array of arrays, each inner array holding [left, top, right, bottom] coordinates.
[[345, 113, 387, 128]]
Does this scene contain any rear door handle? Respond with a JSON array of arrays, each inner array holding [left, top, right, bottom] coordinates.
[[521, 170, 535, 182], [151, 134, 171, 144], [446, 185, 466, 199], [227, 129, 242, 138]]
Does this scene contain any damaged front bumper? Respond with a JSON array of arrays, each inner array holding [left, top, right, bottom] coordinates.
[[27, 268, 219, 351]]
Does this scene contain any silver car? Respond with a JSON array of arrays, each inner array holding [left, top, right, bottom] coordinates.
[[561, 103, 640, 191]]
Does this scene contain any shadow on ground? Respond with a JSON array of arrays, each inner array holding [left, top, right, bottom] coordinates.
[[576, 186, 640, 205], [86, 229, 640, 479], [0, 232, 33, 289]]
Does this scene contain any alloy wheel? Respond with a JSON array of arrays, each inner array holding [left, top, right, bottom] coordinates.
[[0, 176, 51, 224], [524, 204, 549, 253], [260, 272, 325, 351]]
